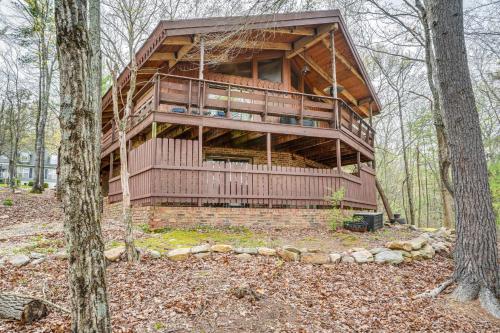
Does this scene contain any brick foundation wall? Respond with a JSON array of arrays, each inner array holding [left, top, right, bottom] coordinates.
[[103, 198, 333, 229]]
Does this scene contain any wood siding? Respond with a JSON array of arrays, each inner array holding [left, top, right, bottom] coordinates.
[[108, 138, 376, 209]]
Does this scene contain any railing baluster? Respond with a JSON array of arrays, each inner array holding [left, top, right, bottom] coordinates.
[[264, 90, 268, 122], [300, 94, 304, 125], [188, 79, 192, 114], [227, 84, 231, 118], [349, 108, 353, 131]]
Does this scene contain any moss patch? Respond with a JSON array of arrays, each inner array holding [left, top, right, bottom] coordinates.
[[134, 226, 267, 254], [13, 235, 64, 255]]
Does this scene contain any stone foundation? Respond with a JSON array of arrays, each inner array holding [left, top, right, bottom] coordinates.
[[103, 199, 331, 229]]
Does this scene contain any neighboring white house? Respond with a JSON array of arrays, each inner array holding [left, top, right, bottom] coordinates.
[[0, 151, 58, 188]]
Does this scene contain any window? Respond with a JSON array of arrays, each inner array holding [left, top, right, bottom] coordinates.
[[45, 168, 56, 181], [19, 152, 30, 163], [258, 58, 282, 83], [49, 155, 58, 165], [18, 167, 31, 179], [212, 62, 252, 78]]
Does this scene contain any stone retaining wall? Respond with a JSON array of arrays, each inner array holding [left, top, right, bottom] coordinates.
[[103, 199, 331, 229]]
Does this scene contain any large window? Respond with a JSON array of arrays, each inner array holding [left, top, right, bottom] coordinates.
[[258, 58, 282, 83], [212, 62, 252, 78]]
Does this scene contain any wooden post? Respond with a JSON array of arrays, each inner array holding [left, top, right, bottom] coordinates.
[[300, 94, 304, 125], [227, 84, 231, 118], [154, 73, 160, 110], [152, 121, 157, 138], [198, 36, 205, 115], [330, 29, 339, 129], [357, 151, 361, 176], [266, 132, 272, 208], [109, 152, 114, 178], [198, 125, 203, 207], [369, 101, 373, 127], [263, 90, 269, 122], [187, 79, 192, 114], [336, 139, 341, 173]]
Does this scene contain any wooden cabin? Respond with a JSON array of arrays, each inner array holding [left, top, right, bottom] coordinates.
[[100, 10, 381, 226]]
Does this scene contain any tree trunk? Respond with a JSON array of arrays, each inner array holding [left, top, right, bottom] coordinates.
[[376, 178, 394, 221], [426, 0, 500, 317], [0, 293, 48, 324], [55, 0, 111, 331], [396, 93, 415, 225]]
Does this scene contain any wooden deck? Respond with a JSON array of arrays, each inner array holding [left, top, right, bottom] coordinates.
[[108, 138, 377, 209], [101, 73, 375, 160]]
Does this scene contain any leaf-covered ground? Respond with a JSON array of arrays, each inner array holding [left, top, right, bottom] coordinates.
[[1, 254, 499, 332], [1, 189, 499, 332]]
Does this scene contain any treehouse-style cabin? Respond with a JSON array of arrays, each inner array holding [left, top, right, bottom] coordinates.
[[100, 10, 381, 228]]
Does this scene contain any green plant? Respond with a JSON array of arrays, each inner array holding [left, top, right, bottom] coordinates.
[[28, 181, 34, 186], [327, 188, 350, 231], [43, 182, 49, 188], [2, 198, 13, 206]]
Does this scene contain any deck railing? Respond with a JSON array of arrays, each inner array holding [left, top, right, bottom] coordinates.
[[101, 73, 375, 151], [108, 138, 377, 209]]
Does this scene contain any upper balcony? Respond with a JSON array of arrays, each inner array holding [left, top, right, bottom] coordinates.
[[101, 73, 375, 159]]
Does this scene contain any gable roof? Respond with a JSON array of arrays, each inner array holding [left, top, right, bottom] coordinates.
[[101, 10, 381, 124]]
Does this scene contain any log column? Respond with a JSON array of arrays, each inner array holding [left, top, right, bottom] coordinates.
[[198, 125, 203, 207], [267, 132, 272, 208], [198, 36, 205, 114], [357, 151, 361, 176], [336, 139, 341, 173], [330, 29, 339, 129]]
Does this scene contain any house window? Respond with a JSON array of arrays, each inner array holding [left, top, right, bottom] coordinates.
[[45, 168, 56, 181], [18, 167, 31, 179], [49, 155, 58, 165], [212, 62, 252, 78], [258, 58, 282, 83], [19, 152, 30, 163]]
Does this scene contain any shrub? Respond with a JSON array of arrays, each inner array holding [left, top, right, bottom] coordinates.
[[43, 182, 49, 188], [28, 181, 34, 186], [3, 198, 13, 206], [327, 188, 350, 231]]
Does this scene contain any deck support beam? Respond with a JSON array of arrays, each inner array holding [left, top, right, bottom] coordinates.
[[152, 121, 157, 138], [330, 30, 339, 129], [267, 132, 272, 208], [198, 125, 203, 206], [336, 139, 341, 172], [357, 151, 361, 176], [109, 152, 114, 178]]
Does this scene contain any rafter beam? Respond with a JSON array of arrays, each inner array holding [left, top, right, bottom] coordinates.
[[321, 39, 365, 85], [286, 23, 338, 59], [216, 40, 292, 51], [261, 27, 315, 36], [149, 52, 175, 61], [232, 132, 265, 146], [162, 36, 193, 45], [169, 35, 199, 68], [298, 53, 369, 116]]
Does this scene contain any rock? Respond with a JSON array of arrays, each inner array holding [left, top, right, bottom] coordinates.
[[277, 249, 300, 262], [420, 244, 435, 259], [350, 247, 367, 252], [408, 237, 427, 250], [385, 240, 413, 252], [369, 247, 388, 255], [191, 244, 211, 254], [235, 253, 252, 261], [104, 246, 125, 262], [351, 250, 374, 263], [393, 250, 412, 258], [146, 249, 161, 259], [211, 244, 233, 253], [432, 241, 449, 253], [374, 251, 404, 264], [257, 247, 276, 256], [30, 252, 46, 259], [0, 214, 8, 219], [31, 257, 46, 265], [301, 252, 330, 265], [283, 245, 301, 254], [234, 247, 258, 255], [341, 255, 355, 263], [8, 254, 31, 267], [167, 248, 191, 261], [53, 250, 68, 260], [411, 250, 424, 260], [194, 252, 211, 260], [329, 253, 342, 263]]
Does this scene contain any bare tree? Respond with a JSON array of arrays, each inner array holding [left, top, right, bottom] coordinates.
[[54, 0, 111, 330], [421, 0, 499, 318]]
